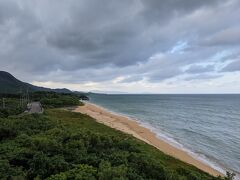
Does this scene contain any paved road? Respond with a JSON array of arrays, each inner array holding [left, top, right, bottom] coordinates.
[[28, 102, 43, 114]]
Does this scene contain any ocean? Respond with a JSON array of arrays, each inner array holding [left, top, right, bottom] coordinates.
[[88, 94, 240, 178]]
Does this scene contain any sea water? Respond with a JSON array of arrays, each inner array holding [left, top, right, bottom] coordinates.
[[88, 94, 240, 178]]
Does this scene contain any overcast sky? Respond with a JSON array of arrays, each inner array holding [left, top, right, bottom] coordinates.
[[0, 0, 240, 93]]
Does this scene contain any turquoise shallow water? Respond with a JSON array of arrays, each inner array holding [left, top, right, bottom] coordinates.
[[88, 94, 240, 177]]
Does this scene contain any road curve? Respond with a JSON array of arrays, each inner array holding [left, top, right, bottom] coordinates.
[[28, 102, 43, 114]]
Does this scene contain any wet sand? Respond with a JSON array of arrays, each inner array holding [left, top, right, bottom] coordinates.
[[73, 102, 223, 177]]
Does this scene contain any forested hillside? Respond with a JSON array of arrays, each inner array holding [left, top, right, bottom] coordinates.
[[0, 71, 72, 94]]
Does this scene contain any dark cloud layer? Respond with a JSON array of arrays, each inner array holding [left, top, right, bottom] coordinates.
[[0, 0, 239, 86], [222, 59, 240, 72], [185, 65, 215, 74]]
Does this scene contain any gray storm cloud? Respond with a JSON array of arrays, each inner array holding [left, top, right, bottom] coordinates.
[[0, 0, 239, 85]]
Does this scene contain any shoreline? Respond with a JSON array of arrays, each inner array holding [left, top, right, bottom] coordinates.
[[73, 102, 224, 177]]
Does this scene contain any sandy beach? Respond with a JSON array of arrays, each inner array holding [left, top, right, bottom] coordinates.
[[73, 102, 223, 177]]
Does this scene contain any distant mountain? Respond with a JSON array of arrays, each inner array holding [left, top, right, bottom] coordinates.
[[0, 71, 72, 94], [89, 90, 129, 94]]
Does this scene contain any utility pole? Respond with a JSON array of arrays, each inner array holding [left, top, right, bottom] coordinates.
[[23, 93, 25, 107], [2, 98, 5, 109], [19, 88, 23, 108], [27, 89, 29, 104]]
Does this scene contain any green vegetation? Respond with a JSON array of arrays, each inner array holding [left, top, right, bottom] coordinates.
[[31, 92, 83, 108], [0, 91, 84, 118], [0, 91, 234, 179], [0, 97, 26, 118], [0, 109, 230, 180]]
